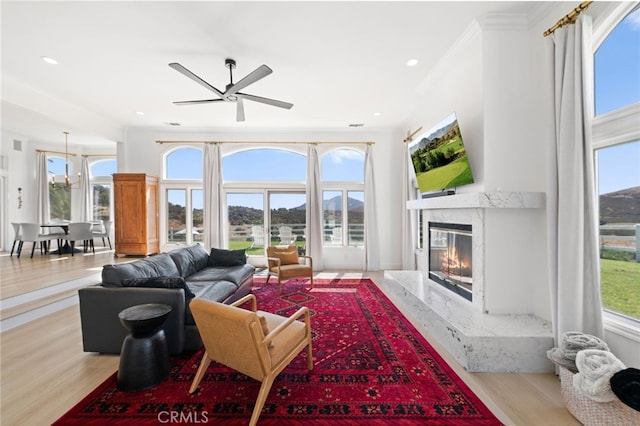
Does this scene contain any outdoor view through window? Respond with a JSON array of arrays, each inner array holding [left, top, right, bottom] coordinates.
[[594, 6, 640, 323]]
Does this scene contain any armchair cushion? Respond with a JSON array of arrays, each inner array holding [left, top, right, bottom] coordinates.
[[208, 248, 247, 267], [267, 245, 299, 266], [121, 276, 196, 301]]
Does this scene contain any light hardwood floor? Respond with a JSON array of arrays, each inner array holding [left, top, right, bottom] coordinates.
[[0, 250, 579, 426]]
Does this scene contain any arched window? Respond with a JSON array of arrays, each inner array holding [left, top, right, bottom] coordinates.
[[593, 5, 640, 324], [223, 148, 306, 181], [48, 156, 70, 221], [321, 148, 365, 247], [89, 159, 117, 222], [223, 148, 307, 255], [166, 147, 203, 179], [162, 147, 204, 246]]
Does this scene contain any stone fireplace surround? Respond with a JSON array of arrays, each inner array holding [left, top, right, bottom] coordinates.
[[385, 191, 554, 373]]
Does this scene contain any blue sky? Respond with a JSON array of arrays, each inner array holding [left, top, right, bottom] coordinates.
[[158, 8, 639, 206]]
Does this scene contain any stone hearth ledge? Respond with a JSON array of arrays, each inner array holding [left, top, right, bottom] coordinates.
[[384, 270, 554, 373]]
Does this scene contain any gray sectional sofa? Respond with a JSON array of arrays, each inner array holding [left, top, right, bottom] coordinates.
[[78, 244, 254, 355]]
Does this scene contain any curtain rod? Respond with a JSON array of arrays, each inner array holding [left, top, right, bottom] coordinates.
[[35, 149, 77, 157], [403, 127, 423, 143], [81, 154, 116, 158], [155, 140, 374, 145], [543, 1, 593, 37]]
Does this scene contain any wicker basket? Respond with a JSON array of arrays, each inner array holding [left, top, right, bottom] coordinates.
[[559, 366, 640, 425]]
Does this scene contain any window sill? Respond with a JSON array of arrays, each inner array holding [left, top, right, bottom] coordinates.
[[603, 310, 640, 343]]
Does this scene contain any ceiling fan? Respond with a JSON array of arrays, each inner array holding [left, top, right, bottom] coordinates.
[[169, 58, 293, 122]]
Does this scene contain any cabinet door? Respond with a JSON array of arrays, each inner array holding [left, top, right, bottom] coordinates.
[[115, 178, 146, 245]]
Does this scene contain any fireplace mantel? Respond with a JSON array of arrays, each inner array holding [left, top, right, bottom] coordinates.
[[407, 191, 545, 210]]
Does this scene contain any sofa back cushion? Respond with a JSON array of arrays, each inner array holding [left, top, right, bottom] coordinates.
[[102, 253, 180, 286], [208, 248, 247, 267], [121, 276, 196, 300], [168, 244, 210, 277]]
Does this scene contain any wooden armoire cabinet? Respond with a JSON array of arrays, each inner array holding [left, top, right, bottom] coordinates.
[[113, 173, 159, 256]]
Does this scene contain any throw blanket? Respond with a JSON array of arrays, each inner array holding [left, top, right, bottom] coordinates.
[[573, 349, 626, 403], [547, 331, 610, 373]]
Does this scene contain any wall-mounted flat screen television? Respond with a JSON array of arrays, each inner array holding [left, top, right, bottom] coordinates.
[[408, 112, 474, 195]]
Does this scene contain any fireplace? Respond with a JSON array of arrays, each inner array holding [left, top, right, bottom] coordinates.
[[428, 222, 472, 301]]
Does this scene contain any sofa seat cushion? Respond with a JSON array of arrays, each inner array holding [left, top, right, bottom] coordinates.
[[168, 244, 210, 278], [102, 253, 180, 287], [186, 264, 255, 287], [185, 280, 238, 325]]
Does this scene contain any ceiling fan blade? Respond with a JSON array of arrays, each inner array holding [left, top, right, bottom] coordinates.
[[169, 62, 224, 98], [237, 93, 293, 109], [225, 65, 272, 96], [173, 99, 225, 105], [236, 98, 245, 122]]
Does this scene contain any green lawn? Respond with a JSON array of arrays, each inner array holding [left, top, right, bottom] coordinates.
[[601, 258, 640, 318], [416, 156, 473, 191]]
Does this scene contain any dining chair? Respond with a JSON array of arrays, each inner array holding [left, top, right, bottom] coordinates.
[[189, 295, 313, 426], [92, 220, 112, 250], [10, 223, 22, 257], [62, 222, 95, 256], [17, 223, 56, 258]]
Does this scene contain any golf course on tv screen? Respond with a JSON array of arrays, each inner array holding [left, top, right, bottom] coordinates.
[[408, 113, 474, 194]]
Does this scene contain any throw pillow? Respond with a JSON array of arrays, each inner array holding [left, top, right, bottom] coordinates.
[[208, 248, 247, 267], [268, 246, 299, 265], [121, 276, 196, 300]]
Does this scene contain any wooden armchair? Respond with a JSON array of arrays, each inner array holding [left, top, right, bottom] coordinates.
[[266, 245, 313, 293], [189, 295, 313, 426]]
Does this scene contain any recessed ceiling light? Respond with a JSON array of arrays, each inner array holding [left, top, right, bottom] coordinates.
[[136, 111, 145, 116], [373, 112, 381, 117], [41, 56, 59, 65], [406, 58, 419, 67]]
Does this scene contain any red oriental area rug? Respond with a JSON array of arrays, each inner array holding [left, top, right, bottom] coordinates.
[[54, 278, 502, 425]]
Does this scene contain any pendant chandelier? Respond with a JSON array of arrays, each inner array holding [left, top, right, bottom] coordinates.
[[51, 131, 79, 189]]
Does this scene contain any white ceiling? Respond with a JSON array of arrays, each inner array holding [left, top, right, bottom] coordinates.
[[1, 1, 542, 148]]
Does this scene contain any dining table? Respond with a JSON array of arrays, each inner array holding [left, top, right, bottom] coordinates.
[[40, 222, 74, 254]]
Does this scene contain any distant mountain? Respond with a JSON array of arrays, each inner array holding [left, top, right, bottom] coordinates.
[[599, 186, 640, 224], [409, 120, 458, 154]]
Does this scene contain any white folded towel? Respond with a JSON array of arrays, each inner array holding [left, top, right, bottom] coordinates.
[[573, 349, 626, 402], [547, 331, 610, 373]]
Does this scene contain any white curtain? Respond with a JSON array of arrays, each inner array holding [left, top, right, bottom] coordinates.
[[402, 141, 418, 270], [364, 144, 380, 271], [36, 151, 50, 224], [203, 143, 223, 249], [546, 14, 604, 342], [306, 144, 323, 270], [78, 157, 91, 221]]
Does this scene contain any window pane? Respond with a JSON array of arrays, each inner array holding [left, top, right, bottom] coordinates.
[[223, 149, 306, 181], [48, 156, 68, 176], [347, 191, 364, 246], [321, 149, 364, 182], [227, 193, 264, 255], [90, 159, 116, 177], [92, 183, 111, 221], [167, 189, 186, 243], [166, 147, 203, 179], [594, 7, 640, 116], [192, 189, 203, 243], [49, 184, 70, 221], [597, 140, 640, 320], [323, 190, 342, 245], [270, 193, 306, 252]]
